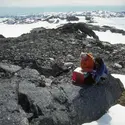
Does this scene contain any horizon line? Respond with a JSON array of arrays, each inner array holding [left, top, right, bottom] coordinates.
[[0, 5, 125, 8]]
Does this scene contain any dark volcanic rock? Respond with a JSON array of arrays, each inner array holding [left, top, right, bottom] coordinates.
[[66, 16, 79, 21], [17, 68, 123, 125], [0, 63, 21, 73], [57, 23, 99, 40], [0, 66, 124, 125], [88, 24, 125, 35], [0, 77, 28, 125], [0, 22, 125, 125], [0, 34, 5, 38]]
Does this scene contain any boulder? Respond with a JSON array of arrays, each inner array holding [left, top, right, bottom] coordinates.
[[17, 68, 124, 125], [0, 19, 125, 125], [113, 63, 122, 69], [0, 63, 21, 73], [0, 34, 5, 38], [57, 23, 99, 40], [0, 77, 29, 125], [66, 16, 79, 21]]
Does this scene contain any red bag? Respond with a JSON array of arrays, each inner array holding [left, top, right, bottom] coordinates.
[[72, 67, 85, 85]]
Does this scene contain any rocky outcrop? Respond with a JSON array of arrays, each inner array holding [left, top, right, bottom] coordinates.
[[88, 24, 125, 35], [0, 76, 29, 125], [18, 68, 124, 125], [0, 23, 125, 125], [0, 66, 123, 125], [0, 34, 5, 38], [0, 63, 21, 73], [66, 16, 79, 21], [57, 23, 99, 40]]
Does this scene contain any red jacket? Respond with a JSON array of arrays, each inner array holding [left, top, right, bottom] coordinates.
[[80, 53, 94, 72]]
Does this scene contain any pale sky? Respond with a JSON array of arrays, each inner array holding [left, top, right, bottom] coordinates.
[[0, 0, 125, 7]]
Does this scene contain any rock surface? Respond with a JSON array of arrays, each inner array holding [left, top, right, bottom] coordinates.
[[0, 34, 5, 38], [18, 68, 124, 125], [0, 77, 29, 125], [88, 24, 125, 35], [0, 22, 125, 125]]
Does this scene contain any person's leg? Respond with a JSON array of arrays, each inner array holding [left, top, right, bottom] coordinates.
[[84, 74, 95, 85]]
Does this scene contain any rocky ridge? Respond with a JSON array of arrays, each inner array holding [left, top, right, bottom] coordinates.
[[0, 22, 125, 125]]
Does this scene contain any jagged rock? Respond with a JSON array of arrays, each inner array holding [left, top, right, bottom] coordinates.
[[119, 61, 125, 68], [0, 20, 125, 125], [88, 25, 125, 35], [0, 34, 5, 38], [0, 23, 125, 74], [86, 44, 92, 48], [0, 63, 21, 73], [0, 77, 29, 125], [63, 62, 74, 68], [85, 15, 92, 21], [57, 23, 99, 40], [66, 16, 79, 21], [16, 70, 124, 125], [113, 63, 122, 69], [47, 19, 59, 24], [66, 54, 75, 61], [40, 75, 53, 87], [16, 68, 43, 87], [44, 78, 53, 87]]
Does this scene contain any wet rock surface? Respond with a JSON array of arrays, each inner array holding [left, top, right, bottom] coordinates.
[[0, 23, 125, 125]]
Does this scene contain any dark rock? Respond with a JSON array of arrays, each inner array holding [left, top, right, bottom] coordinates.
[[113, 63, 122, 69], [57, 23, 99, 40], [87, 24, 125, 35], [0, 77, 29, 125], [0, 63, 22, 78], [0, 63, 21, 73], [0, 34, 5, 38], [85, 15, 92, 21], [66, 16, 79, 21], [0, 21, 125, 125], [16, 69, 124, 125]]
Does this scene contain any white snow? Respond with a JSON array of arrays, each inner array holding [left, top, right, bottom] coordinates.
[[0, 20, 67, 37], [83, 104, 125, 125], [91, 17, 125, 44], [82, 16, 125, 44], [92, 17, 125, 30], [82, 74, 125, 125], [1, 16, 125, 42], [111, 74, 125, 88], [94, 30, 125, 44]]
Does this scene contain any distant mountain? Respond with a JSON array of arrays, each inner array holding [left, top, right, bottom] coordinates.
[[0, 11, 125, 25]]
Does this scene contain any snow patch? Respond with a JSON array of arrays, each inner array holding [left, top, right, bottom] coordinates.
[[94, 30, 125, 44], [82, 104, 125, 125]]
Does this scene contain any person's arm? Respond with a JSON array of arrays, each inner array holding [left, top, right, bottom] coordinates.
[[94, 63, 105, 83]]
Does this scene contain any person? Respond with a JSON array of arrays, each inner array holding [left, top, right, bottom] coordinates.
[[92, 57, 108, 84], [80, 53, 108, 85], [80, 52, 95, 72], [79, 52, 95, 85]]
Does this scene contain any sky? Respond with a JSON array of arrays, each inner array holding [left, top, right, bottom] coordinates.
[[0, 0, 125, 7]]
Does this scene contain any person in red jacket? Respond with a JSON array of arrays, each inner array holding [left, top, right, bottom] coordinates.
[[83, 57, 108, 85], [72, 53, 108, 86], [80, 52, 94, 72]]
